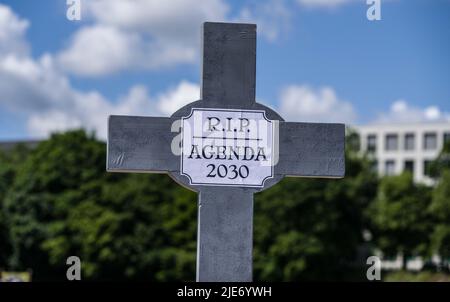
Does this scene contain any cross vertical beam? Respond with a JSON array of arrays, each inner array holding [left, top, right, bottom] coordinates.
[[196, 22, 258, 281], [202, 22, 256, 107], [197, 188, 253, 282]]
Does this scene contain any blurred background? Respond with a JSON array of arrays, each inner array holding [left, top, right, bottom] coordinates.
[[0, 0, 449, 281]]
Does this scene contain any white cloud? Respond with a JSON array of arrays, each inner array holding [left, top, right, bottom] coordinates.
[[236, 0, 291, 42], [58, 0, 294, 76], [25, 79, 200, 139], [58, 0, 229, 76], [0, 52, 152, 138], [57, 25, 139, 77], [84, 0, 228, 39], [27, 111, 84, 137], [0, 4, 29, 57], [0, 52, 199, 138], [278, 85, 356, 123], [157, 81, 200, 115], [25, 83, 156, 139], [375, 100, 450, 124], [58, 24, 199, 76], [296, 0, 356, 9], [3, 2, 364, 141], [0, 3, 203, 139], [296, 0, 394, 10]]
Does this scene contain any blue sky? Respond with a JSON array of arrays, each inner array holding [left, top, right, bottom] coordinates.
[[0, 0, 449, 140]]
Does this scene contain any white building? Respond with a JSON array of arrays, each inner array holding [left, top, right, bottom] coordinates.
[[354, 122, 450, 185]]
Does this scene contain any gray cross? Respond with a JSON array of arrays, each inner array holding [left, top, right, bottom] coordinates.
[[107, 22, 345, 282]]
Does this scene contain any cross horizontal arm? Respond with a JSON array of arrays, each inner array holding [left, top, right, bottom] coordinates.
[[107, 115, 179, 173], [276, 122, 345, 178]]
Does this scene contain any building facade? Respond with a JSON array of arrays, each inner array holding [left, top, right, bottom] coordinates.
[[354, 122, 450, 184]]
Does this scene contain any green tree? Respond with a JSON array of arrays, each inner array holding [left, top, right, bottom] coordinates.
[[4, 130, 197, 280], [4, 131, 108, 278], [0, 144, 31, 268], [368, 173, 432, 268], [253, 133, 378, 280], [429, 170, 450, 268], [3, 129, 379, 281], [429, 140, 450, 178]]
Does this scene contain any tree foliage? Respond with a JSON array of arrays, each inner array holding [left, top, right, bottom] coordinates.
[[3, 130, 197, 280], [368, 173, 432, 265], [0, 129, 447, 280], [429, 140, 450, 178], [429, 170, 450, 265], [0, 144, 31, 267], [426, 140, 450, 267], [252, 132, 378, 280]]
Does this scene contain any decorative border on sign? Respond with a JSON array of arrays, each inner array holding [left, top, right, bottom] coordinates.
[[180, 108, 275, 188]]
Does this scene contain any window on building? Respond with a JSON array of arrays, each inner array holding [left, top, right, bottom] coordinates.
[[404, 133, 415, 151], [424, 160, 433, 176], [423, 132, 437, 150], [404, 160, 414, 174], [385, 160, 396, 176], [347, 132, 360, 152], [385, 134, 398, 151], [444, 132, 450, 145], [371, 160, 378, 174], [367, 134, 376, 152]]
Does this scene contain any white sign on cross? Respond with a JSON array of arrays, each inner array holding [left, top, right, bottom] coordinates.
[[181, 108, 275, 187]]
